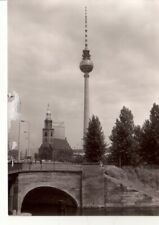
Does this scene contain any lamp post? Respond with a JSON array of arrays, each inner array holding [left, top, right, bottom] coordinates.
[[53, 150, 55, 170], [21, 120, 30, 157], [18, 121, 20, 161], [18, 119, 25, 161], [18, 120, 30, 161], [17, 98, 22, 162], [24, 131, 29, 158]]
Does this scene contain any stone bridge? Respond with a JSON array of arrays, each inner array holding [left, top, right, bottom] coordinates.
[[8, 162, 105, 215]]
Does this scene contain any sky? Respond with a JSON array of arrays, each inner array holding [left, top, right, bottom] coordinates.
[[8, 0, 159, 153]]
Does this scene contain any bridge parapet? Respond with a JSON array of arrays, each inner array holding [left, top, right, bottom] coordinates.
[[8, 162, 82, 174], [9, 163, 106, 214], [8, 162, 23, 173]]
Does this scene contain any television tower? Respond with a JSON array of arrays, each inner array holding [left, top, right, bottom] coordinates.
[[80, 7, 94, 143]]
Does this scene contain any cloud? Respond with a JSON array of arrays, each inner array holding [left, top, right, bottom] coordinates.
[[8, 91, 20, 130]]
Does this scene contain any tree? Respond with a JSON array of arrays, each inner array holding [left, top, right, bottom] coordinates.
[[84, 115, 106, 163], [109, 106, 138, 166], [140, 103, 159, 164], [133, 125, 142, 164], [34, 153, 39, 161], [54, 148, 73, 162], [72, 155, 83, 164]]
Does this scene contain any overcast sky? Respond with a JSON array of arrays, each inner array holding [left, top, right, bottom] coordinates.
[[8, 0, 159, 152]]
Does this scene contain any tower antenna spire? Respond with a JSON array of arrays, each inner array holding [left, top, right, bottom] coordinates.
[[85, 6, 88, 49]]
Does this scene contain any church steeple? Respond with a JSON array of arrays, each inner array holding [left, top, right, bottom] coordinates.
[[44, 104, 52, 129], [46, 104, 51, 120], [43, 104, 54, 145]]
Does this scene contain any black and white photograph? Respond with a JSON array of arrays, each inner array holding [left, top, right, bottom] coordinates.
[[7, 0, 159, 218]]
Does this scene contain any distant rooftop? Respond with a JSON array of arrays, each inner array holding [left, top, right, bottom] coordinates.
[[53, 138, 71, 151]]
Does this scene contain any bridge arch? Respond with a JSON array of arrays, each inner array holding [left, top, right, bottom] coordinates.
[[15, 171, 82, 214], [20, 185, 79, 215]]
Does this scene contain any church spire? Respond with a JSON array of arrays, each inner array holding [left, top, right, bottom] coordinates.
[[42, 104, 54, 146], [46, 103, 51, 120]]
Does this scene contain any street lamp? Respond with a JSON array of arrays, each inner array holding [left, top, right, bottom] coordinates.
[[24, 131, 29, 158], [52, 149, 55, 170], [17, 99, 21, 162], [18, 119, 30, 161], [21, 120, 30, 158]]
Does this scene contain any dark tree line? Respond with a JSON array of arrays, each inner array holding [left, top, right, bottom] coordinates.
[[109, 103, 159, 166], [33, 103, 159, 166], [35, 145, 73, 162]]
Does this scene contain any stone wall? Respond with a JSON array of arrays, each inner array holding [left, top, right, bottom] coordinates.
[[104, 166, 159, 207], [16, 171, 82, 212], [82, 164, 105, 208], [104, 175, 151, 207]]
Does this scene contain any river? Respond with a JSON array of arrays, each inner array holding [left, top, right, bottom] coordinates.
[[23, 206, 159, 216]]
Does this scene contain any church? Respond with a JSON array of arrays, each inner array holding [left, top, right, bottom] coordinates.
[[38, 105, 72, 161]]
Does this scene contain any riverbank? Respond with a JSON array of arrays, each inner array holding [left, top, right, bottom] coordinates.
[[104, 165, 159, 207]]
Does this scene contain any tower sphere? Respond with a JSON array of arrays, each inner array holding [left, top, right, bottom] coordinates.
[[80, 59, 94, 73]]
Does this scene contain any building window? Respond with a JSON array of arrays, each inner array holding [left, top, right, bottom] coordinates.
[[51, 132, 53, 136], [45, 132, 47, 136]]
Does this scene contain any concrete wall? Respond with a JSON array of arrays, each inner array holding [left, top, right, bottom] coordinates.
[[82, 165, 105, 208]]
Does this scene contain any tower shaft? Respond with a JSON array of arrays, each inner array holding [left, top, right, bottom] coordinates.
[[80, 7, 93, 147], [84, 73, 89, 137]]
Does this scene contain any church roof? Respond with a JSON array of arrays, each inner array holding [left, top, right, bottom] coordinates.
[[52, 138, 72, 151], [39, 143, 53, 150]]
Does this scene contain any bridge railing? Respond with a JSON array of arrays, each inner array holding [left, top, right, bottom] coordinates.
[[8, 162, 82, 173], [8, 162, 23, 173]]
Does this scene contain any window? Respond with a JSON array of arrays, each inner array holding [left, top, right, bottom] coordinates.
[[45, 132, 47, 136]]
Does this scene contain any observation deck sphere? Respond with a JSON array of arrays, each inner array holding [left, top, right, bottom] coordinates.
[[80, 59, 94, 73]]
